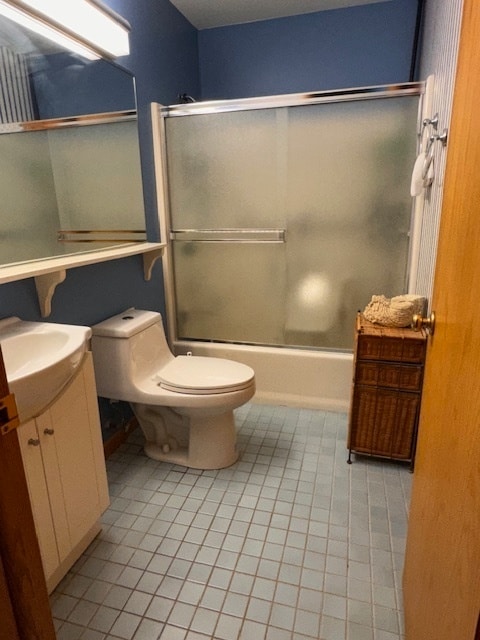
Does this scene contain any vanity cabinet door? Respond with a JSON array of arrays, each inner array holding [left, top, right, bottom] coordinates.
[[17, 420, 59, 581], [18, 353, 109, 591], [37, 360, 103, 558]]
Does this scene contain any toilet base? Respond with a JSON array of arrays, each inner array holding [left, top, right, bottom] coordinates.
[[132, 402, 239, 470], [144, 441, 238, 470]]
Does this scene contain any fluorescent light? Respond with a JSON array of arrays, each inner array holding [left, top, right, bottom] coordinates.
[[0, 0, 130, 60], [0, 1, 98, 58]]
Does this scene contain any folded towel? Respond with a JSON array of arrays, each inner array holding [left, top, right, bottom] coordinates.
[[363, 294, 426, 327]]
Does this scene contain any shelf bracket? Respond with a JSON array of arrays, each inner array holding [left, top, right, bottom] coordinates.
[[143, 248, 164, 281], [35, 270, 67, 317]]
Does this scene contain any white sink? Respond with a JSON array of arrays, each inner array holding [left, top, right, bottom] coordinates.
[[0, 317, 92, 423]]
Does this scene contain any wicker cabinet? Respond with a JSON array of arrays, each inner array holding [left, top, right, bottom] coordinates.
[[347, 313, 427, 467]]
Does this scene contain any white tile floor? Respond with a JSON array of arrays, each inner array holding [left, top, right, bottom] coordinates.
[[51, 403, 412, 640]]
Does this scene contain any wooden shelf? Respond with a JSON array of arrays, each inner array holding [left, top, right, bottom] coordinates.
[[0, 243, 165, 317]]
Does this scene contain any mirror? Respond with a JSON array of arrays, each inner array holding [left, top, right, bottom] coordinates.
[[0, 12, 146, 267]]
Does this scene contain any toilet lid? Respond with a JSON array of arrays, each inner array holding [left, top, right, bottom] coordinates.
[[157, 356, 254, 395]]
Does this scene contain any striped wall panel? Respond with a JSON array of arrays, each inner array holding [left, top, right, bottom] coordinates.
[[414, 0, 464, 305], [0, 46, 35, 123]]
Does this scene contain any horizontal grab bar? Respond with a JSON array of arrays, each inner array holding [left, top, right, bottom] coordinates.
[[170, 229, 286, 243]]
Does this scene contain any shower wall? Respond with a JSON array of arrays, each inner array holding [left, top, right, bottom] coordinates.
[[160, 86, 421, 351]]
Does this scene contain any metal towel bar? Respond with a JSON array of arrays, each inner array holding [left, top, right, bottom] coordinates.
[[170, 229, 286, 243]]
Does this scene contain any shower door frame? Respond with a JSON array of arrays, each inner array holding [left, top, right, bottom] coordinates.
[[152, 82, 425, 349]]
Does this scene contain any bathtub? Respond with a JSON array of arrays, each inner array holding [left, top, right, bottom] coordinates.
[[174, 341, 353, 412]]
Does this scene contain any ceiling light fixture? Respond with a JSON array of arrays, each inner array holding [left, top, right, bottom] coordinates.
[[0, 0, 130, 60]]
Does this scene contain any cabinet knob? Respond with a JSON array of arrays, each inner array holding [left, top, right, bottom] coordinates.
[[43, 428, 55, 436], [412, 311, 435, 335], [28, 438, 40, 446]]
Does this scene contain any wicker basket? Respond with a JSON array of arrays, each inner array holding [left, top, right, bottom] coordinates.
[[350, 387, 420, 459]]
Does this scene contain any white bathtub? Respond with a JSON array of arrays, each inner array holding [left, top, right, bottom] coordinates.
[[174, 341, 353, 412]]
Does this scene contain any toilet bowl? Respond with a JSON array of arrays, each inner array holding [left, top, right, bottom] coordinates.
[[91, 309, 255, 469]]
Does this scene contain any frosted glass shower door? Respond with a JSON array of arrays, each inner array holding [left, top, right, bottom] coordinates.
[[166, 109, 288, 345], [284, 98, 418, 348], [164, 92, 418, 350]]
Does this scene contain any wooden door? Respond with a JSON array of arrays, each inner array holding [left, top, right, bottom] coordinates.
[[0, 554, 19, 640], [402, 1, 480, 638]]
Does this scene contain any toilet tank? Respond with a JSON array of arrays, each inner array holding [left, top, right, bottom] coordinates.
[[91, 309, 174, 401]]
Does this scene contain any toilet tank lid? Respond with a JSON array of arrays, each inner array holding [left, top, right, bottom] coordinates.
[[92, 308, 161, 338]]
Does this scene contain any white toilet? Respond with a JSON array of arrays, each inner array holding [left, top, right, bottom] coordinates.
[[91, 308, 255, 469]]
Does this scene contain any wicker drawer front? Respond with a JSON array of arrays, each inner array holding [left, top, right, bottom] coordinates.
[[355, 362, 423, 391], [357, 336, 426, 363], [349, 386, 419, 460]]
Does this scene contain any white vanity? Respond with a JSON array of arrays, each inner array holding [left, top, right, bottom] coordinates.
[[0, 316, 113, 593]]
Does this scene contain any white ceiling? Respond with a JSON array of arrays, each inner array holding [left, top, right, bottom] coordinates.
[[168, 0, 392, 30]]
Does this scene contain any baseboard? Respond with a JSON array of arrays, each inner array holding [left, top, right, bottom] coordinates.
[[103, 417, 139, 459]]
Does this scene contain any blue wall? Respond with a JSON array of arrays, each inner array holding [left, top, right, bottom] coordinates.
[[32, 55, 136, 119], [198, 0, 419, 100], [106, 0, 200, 106]]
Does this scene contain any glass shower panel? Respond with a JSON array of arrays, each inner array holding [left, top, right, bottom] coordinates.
[[165, 109, 287, 229], [166, 108, 289, 346], [284, 98, 418, 348], [174, 242, 287, 344], [165, 93, 418, 350]]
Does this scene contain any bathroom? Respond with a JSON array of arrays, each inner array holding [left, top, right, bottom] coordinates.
[[0, 0, 478, 639]]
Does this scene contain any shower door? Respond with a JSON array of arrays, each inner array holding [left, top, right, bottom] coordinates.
[[160, 85, 421, 350]]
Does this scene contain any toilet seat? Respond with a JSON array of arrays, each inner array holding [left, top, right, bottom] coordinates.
[[156, 356, 254, 395]]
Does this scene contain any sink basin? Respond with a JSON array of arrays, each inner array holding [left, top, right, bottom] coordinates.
[[0, 317, 92, 423]]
